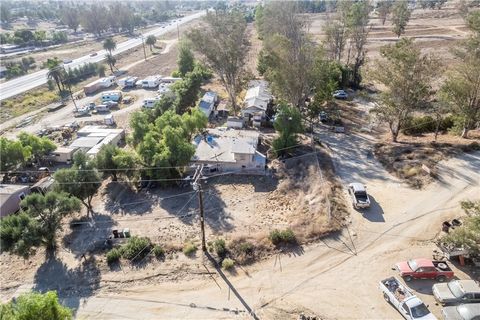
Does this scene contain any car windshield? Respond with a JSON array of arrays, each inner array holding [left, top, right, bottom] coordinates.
[[355, 191, 368, 201], [407, 260, 418, 271], [411, 304, 430, 318], [448, 281, 465, 298]]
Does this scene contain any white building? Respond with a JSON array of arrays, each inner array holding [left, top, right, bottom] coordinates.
[[69, 126, 125, 157], [192, 128, 266, 174], [241, 80, 272, 122]]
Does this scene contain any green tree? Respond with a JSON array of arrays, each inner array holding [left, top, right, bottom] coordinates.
[[82, 4, 108, 37], [95, 144, 121, 181], [371, 38, 438, 142], [172, 67, 203, 114], [103, 37, 117, 55], [177, 41, 195, 76], [440, 55, 480, 138], [61, 6, 80, 33], [442, 200, 480, 255], [272, 103, 303, 157], [145, 35, 157, 52], [378, 1, 393, 25], [0, 137, 30, 172], [0, 2, 12, 24], [46, 58, 64, 93], [17, 132, 56, 164], [112, 149, 140, 182], [0, 291, 73, 320], [105, 53, 116, 73], [54, 152, 101, 216], [20, 192, 81, 250], [391, 0, 411, 37], [0, 212, 41, 258], [98, 64, 106, 77], [188, 11, 249, 113]]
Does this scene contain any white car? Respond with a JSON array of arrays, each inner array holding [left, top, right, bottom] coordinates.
[[333, 90, 348, 99], [348, 183, 371, 209]]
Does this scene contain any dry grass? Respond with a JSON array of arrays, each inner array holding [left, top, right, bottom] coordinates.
[[374, 132, 480, 188]]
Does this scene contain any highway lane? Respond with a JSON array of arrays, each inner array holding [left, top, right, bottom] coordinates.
[[0, 11, 205, 101]]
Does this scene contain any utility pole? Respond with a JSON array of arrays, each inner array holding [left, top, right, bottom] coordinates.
[[192, 165, 206, 252]]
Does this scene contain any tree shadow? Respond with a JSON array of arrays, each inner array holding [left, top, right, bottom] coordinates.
[[103, 182, 154, 216], [63, 214, 116, 258], [33, 254, 100, 314], [361, 195, 385, 223]]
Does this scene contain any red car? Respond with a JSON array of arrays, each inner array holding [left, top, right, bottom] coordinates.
[[395, 258, 454, 282]]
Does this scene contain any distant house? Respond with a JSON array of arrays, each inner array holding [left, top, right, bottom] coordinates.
[[198, 91, 218, 118], [0, 184, 30, 218], [241, 80, 273, 126], [49, 146, 77, 163], [191, 128, 266, 174], [69, 126, 125, 157]]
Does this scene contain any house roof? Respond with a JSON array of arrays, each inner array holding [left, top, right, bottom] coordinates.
[[245, 97, 268, 110], [0, 184, 29, 197], [70, 136, 104, 148], [54, 146, 77, 155], [192, 128, 260, 163]]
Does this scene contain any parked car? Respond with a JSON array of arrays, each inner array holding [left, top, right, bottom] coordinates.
[[380, 277, 437, 320], [442, 304, 480, 320], [63, 58, 73, 64], [103, 100, 118, 108], [433, 280, 480, 305], [348, 183, 370, 209], [333, 90, 348, 100], [319, 111, 328, 122], [87, 102, 96, 110], [395, 258, 454, 282], [90, 52, 98, 57], [73, 107, 90, 117]]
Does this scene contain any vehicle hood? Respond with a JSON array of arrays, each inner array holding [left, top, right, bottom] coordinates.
[[433, 283, 456, 302], [442, 306, 462, 320], [396, 261, 412, 273]]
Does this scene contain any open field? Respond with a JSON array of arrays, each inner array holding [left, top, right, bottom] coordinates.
[[309, 4, 469, 66]]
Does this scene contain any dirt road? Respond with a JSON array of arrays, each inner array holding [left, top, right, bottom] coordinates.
[[74, 124, 480, 319]]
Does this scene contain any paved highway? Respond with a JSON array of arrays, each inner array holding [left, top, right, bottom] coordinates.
[[0, 11, 205, 101]]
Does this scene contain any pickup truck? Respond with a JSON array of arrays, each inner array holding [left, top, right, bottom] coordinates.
[[380, 277, 437, 320], [396, 258, 454, 282], [348, 183, 370, 209], [433, 280, 480, 305]]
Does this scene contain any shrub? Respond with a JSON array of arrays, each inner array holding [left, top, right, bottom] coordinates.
[[120, 236, 151, 260], [213, 238, 226, 257], [238, 241, 254, 254], [183, 242, 197, 256], [269, 229, 296, 245], [403, 115, 455, 135], [221, 258, 235, 270], [106, 248, 121, 264], [152, 245, 164, 257]]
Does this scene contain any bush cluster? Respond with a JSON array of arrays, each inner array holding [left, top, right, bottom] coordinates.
[[403, 115, 455, 135], [221, 258, 235, 270], [105, 236, 152, 264], [106, 248, 121, 264], [183, 242, 198, 256], [269, 229, 297, 245], [213, 238, 226, 257]]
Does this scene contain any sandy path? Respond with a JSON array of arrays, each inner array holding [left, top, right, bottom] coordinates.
[[74, 123, 480, 319]]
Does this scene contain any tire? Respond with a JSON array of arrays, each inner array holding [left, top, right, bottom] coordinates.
[[383, 293, 390, 303], [404, 275, 413, 282], [437, 275, 446, 282]]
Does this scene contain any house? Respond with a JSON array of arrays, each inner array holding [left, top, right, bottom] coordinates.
[[49, 146, 77, 163], [0, 184, 30, 218], [142, 75, 162, 88], [198, 91, 218, 118], [241, 80, 273, 124], [191, 128, 266, 174], [69, 126, 124, 157]]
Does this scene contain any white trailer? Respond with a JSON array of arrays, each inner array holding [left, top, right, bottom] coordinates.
[[101, 91, 122, 102], [142, 75, 162, 88], [142, 97, 161, 109], [118, 76, 138, 89]]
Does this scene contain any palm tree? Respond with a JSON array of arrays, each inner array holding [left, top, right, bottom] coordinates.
[[105, 53, 117, 73], [46, 58, 64, 92], [103, 37, 116, 55], [145, 35, 157, 52]]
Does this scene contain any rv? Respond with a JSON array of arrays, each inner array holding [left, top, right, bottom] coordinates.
[[160, 76, 181, 84], [118, 76, 138, 89], [101, 91, 122, 102], [142, 97, 161, 109], [142, 75, 162, 88], [95, 104, 110, 113]]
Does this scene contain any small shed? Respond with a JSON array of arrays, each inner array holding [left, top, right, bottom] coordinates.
[[227, 117, 244, 129], [50, 146, 77, 163]]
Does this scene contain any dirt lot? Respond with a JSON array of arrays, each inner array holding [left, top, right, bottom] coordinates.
[[309, 3, 469, 66]]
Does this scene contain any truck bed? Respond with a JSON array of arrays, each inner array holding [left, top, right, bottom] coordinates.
[[433, 261, 452, 272], [380, 277, 414, 303]]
